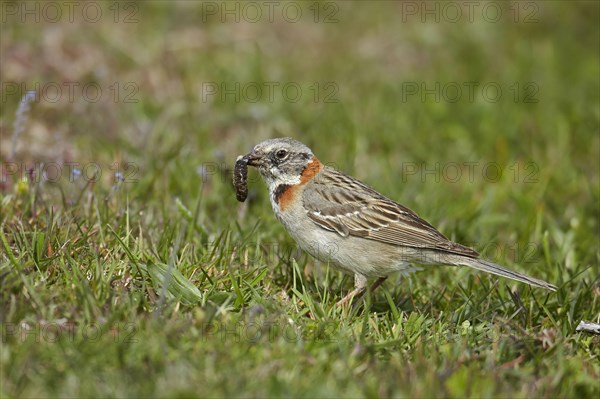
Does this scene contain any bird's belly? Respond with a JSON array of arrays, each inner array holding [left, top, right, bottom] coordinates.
[[275, 205, 418, 278]]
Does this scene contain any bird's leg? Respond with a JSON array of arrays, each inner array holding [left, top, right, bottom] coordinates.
[[336, 276, 389, 307], [336, 274, 368, 307], [368, 276, 388, 295]]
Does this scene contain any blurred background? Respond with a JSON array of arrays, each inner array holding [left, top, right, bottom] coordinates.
[[1, 2, 598, 210], [2, 0, 599, 270], [2, 1, 598, 257]]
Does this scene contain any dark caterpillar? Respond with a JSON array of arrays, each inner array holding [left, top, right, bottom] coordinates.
[[233, 155, 248, 202]]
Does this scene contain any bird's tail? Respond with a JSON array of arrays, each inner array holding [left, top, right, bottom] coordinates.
[[454, 257, 557, 291]]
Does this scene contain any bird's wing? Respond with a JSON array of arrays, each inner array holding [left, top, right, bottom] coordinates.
[[302, 167, 479, 258]]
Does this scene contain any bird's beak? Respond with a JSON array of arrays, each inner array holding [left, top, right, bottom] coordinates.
[[245, 152, 264, 167]]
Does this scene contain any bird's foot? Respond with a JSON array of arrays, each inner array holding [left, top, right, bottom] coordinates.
[[336, 276, 388, 308], [335, 286, 367, 307]]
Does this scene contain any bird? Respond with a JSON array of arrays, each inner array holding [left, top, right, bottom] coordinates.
[[238, 137, 557, 306]]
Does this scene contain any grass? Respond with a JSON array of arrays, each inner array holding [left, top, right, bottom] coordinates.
[[1, 1, 599, 397]]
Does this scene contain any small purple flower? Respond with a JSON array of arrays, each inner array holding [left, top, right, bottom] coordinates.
[[71, 168, 81, 181], [11, 90, 37, 159]]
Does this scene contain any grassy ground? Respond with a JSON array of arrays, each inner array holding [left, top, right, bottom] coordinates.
[[1, 1, 599, 397]]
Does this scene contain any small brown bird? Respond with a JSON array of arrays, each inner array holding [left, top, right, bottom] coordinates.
[[237, 138, 557, 305]]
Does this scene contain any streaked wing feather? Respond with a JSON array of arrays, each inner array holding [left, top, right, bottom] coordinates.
[[303, 167, 479, 257], [306, 212, 350, 236]]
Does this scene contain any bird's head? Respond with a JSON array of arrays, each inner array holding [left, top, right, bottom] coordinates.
[[244, 138, 319, 190]]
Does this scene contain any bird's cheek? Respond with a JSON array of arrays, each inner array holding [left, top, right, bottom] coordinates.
[[260, 164, 273, 175], [258, 166, 276, 180]]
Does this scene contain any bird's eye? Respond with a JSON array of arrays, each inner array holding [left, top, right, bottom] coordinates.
[[275, 149, 288, 159]]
